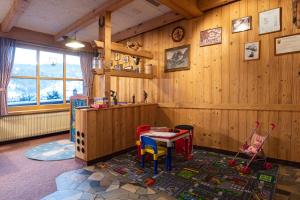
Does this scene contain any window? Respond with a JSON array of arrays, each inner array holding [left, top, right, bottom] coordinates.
[[8, 47, 84, 110]]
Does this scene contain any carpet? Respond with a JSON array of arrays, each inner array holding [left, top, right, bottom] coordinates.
[[25, 139, 75, 161], [42, 149, 278, 200]]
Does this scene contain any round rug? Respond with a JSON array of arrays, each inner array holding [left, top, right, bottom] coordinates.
[[25, 139, 75, 161]]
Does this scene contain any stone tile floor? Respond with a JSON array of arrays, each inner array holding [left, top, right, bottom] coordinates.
[[42, 150, 300, 200]]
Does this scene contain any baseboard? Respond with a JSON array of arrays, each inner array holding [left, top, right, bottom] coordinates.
[[84, 146, 136, 166], [194, 145, 300, 168], [0, 130, 69, 145]]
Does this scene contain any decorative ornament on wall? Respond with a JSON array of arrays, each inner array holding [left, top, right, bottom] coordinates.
[[171, 26, 185, 42], [293, 0, 300, 28]]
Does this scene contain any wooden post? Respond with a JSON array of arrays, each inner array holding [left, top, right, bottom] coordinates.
[[98, 11, 112, 106]]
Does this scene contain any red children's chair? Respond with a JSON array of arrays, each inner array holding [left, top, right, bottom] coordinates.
[[174, 125, 194, 160], [136, 124, 151, 159]]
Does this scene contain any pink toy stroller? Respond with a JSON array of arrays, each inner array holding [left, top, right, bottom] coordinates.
[[228, 121, 276, 174]]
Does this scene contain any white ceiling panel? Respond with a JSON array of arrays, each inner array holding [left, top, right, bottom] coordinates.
[[16, 0, 106, 34]]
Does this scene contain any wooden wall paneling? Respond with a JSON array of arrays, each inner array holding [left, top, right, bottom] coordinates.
[[278, 112, 292, 161], [220, 110, 229, 149], [268, 111, 279, 159], [291, 112, 300, 162], [238, 0, 248, 104], [246, 0, 258, 104], [112, 108, 121, 152], [87, 111, 97, 160], [103, 109, 113, 155], [229, 2, 240, 104], [228, 110, 239, 151], [258, 111, 270, 155]]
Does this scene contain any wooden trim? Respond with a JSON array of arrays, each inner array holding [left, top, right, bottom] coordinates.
[[197, 0, 239, 11], [54, 0, 133, 40], [1, 0, 30, 32], [158, 103, 300, 112], [93, 69, 153, 79], [93, 40, 153, 59], [0, 26, 92, 51], [159, 0, 202, 19], [7, 107, 69, 116], [112, 12, 184, 42]]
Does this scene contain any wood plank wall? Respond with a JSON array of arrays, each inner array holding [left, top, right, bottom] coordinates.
[[94, 0, 300, 162]]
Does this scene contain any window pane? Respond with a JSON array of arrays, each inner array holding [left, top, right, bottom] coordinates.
[[7, 78, 37, 106], [12, 48, 37, 76], [66, 80, 84, 101], [40, 51, 63, 78], [40, 80, 63, 105], [66, 55, 82, 78]]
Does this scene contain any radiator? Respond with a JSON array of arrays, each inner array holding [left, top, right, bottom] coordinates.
[[0, 112, 70, 142]]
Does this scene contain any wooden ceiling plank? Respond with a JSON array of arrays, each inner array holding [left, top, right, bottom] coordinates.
[[54, 0, 133, 41], [93, 40, 153, 59], [112, 11, 184, 42], [1, 0, 31, 32], [197, 0, 240, 11], [159, 0, 202, 19]]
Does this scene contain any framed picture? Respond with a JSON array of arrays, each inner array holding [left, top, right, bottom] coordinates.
[[232, 16, 252, 33], [200, 27, 222, 47], [165, 44, 190, 72], [275, 33, 300, 55], [259, 7, 281, 35], [244, 41, 260, 61], [293, 0, 300, 28]]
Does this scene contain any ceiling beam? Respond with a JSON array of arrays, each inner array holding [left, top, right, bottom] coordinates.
[[1, 0, 30, 32], [112, 12, 183, 42], [197, 0, 240, 11], [93, 40, 153, 59], [159, 0, 202, 19], [0, 26, 92, 51], [54, 0, 133, 41]]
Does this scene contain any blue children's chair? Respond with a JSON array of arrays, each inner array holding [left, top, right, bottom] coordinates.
[[140, 136, 167, 175]]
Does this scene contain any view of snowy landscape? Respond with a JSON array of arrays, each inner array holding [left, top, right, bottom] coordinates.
[[8, 48, 83, 106]]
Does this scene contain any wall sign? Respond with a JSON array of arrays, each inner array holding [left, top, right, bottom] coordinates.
[[275, 34, 300, 55], [200, 27, 222, 47], [259, 8, 281, 35]]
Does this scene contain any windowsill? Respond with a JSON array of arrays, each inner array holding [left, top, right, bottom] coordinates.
[[6, 105, 70, 116]]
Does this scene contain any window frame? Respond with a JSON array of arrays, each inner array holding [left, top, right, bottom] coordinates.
[[8, 44, 83, 113]]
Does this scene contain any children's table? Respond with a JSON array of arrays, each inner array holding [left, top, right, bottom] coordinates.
[[141, 129, 190, 171]]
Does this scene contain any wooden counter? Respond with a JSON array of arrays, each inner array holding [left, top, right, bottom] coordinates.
[[75, 103, 158, 162]]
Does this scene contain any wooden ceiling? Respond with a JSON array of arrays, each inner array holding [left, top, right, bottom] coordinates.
[[0, 0, 239, 46]]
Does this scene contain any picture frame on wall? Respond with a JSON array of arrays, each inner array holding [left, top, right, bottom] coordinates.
[[259, 7, 281, 35], [275, 33, 300, 55], [200, 27, 222, 47], [244, 41, 260, 61], [232, 16, 252, 33], [165, 44, 190, 72]]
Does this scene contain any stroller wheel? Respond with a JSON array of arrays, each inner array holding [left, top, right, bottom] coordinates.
[[241, 166, 251, 174], [228, 159, 236, 167], [263, 162, 272, 170]]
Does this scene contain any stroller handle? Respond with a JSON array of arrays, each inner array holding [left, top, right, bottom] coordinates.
[[270, 123, 276, 130]]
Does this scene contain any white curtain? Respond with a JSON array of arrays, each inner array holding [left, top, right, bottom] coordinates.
[[0, 37, 16, 116], [80, 52, 94, 97]]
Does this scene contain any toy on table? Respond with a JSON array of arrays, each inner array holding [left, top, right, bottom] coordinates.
[[143, 90, 148, 103], [228, 121, 276, 174], [140, 136, 168, 175], [110, 90, 118, 105]]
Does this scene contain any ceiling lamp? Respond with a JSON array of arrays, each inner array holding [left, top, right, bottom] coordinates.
[[64, 32, 85, 49]]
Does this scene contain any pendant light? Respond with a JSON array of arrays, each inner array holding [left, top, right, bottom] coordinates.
[[65, 32, 85, 49]]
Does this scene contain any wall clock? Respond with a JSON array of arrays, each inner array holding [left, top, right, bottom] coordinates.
[[171, 26, 185, 42]]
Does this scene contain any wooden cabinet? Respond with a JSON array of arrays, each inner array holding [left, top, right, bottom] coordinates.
[[75, 103, 157, 162]]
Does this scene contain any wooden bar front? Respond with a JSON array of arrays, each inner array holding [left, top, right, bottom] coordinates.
[[75, 103, 158, 162]]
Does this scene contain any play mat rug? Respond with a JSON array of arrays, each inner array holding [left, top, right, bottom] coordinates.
[[42, 149, 278, 200], [25, 139, 75, 161]]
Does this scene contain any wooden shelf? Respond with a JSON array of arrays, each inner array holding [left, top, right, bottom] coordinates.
[[93, 69, 153, 79]]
